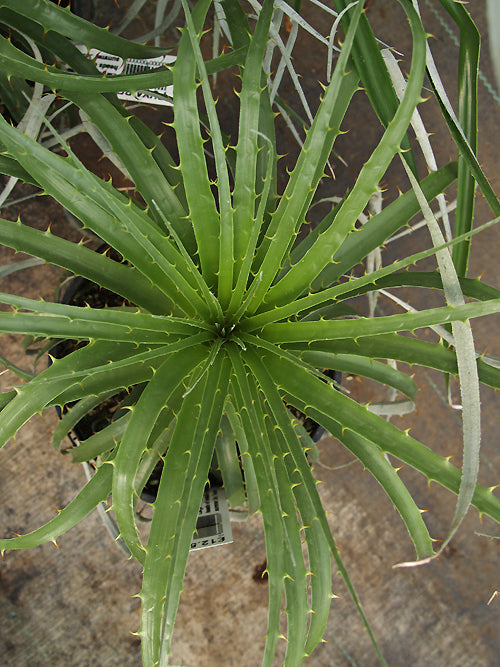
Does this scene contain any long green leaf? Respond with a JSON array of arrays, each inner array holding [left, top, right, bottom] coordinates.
[[0, 218, 173, 315], [245, 377, 309, 666], [224, 396, 260, 515], [69, 415, 129, 463], [247, 3, 363, 313], [65, 91, 188, 237], [0, 114, 211, 318], [438, 0, 479, 275], [139, 377, 206, 666], [241, 216, 500, 329], [0, 155, 36, 184], [51, 389, 119, 451], [180, 0, 234, 308], [227, 346, 285, 666], [215, 415, 247, 508], [0, 341, 174, 453], [400, 150, 482, 563], [0, 463, 112, 553], [112, 344, 209, 563], [260, 298, 500, 343], [271, 422, 333, 656], [0, 23, 247, 93], [289, 335, 500, 390], [231, 0, 274, 288], [333, 0, 417, 174], [0, 0, 167, 58], [154, 353, 230, 666], [0, 310, 181, 344], [258, 347, 500, 525], [264, 345, 433, 559], [329, 270, 500, 303], [311, 162, 458, 290], [220, 0, 250, 49], [266, 427, 309, 665], [260, 0, 427, 310], [300, 350, 417, 402], [0, 293, 211, 335], [245, 346, 386, 665], [53, 339, 211, 407], [172, 0, 220, 289], [425, 44, 500, 221]]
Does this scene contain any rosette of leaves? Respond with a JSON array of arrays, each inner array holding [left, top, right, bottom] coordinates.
[[0, 1, 500, 666]]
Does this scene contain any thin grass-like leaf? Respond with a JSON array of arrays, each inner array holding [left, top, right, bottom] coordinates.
[[487, 0, 500, 94], [421, 27, 500, 220], [0, 463, 113, 553], [0, 257, 44, 280]]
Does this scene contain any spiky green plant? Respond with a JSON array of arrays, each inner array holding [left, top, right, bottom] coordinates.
[[0, 0, 499, 665]]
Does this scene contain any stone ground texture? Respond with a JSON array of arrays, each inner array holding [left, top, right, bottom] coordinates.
[[0, 1, 499, 665]]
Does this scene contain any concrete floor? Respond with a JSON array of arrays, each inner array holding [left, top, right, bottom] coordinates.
[[0, 1, 499, 665]]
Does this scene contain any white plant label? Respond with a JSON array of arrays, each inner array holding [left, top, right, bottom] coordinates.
[[76, 46, 176, 106], [190, 486, 233, 552]]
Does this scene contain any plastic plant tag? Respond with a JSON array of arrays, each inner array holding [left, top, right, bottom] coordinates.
[[190, 486, 233, 551], [75, 46, 176, 105]]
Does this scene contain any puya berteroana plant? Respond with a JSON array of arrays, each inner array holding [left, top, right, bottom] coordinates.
[[1, 0, 500, 665]]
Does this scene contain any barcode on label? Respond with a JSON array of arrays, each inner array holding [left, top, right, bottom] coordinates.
[[190, 486, 233, 552], [75, 46, 176, 106]]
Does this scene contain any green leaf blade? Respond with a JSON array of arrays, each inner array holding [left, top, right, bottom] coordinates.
[[0, 463, 113, 553], [261, 0, 427, 310], [112, 344, 209, 563], [172, 0, 220, 289]]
